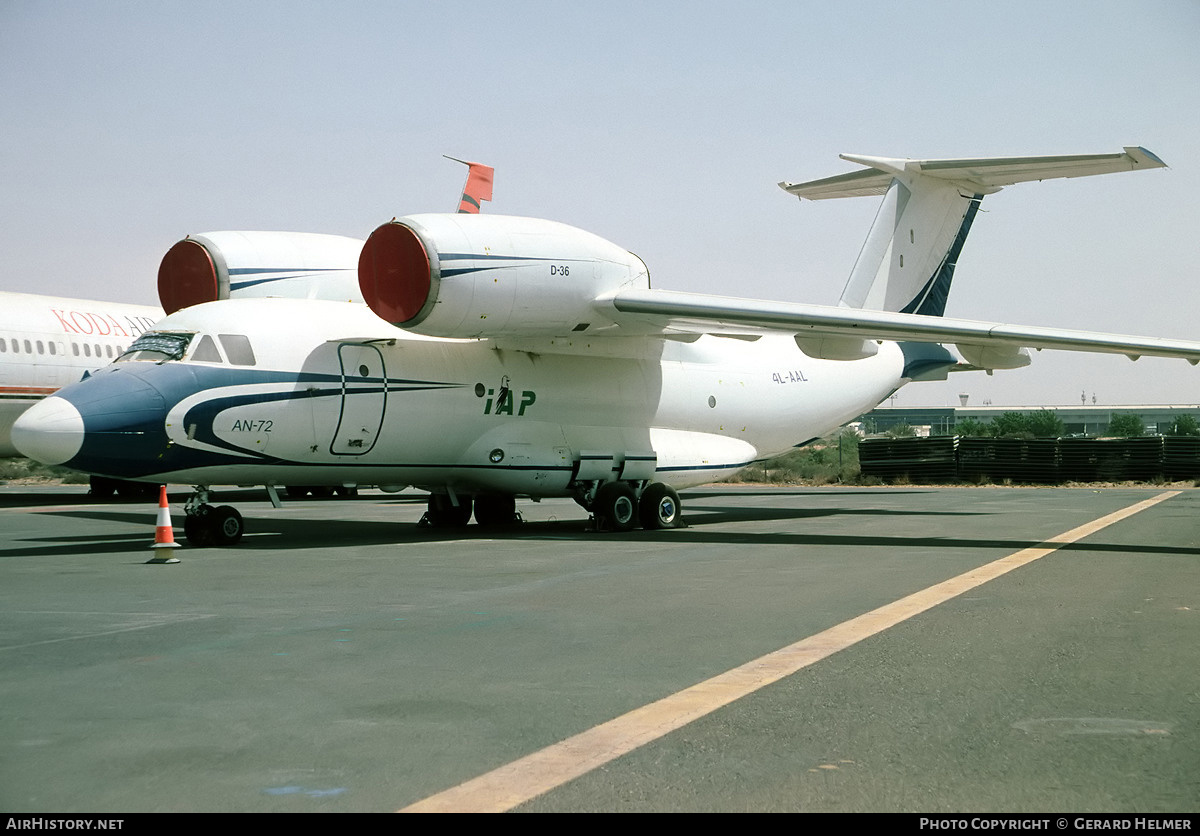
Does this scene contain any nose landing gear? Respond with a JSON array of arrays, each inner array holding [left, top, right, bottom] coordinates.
[[182, 488, 244, 546]]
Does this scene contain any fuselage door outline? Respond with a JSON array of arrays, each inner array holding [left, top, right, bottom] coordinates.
[[330, 343, 387, 456]]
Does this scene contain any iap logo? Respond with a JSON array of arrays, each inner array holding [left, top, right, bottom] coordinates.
[[477, 376, 537, 416]]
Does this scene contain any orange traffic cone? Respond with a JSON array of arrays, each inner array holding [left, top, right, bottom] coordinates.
[[147, 485, 181, 564]]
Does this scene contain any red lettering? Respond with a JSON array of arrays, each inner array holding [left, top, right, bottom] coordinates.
[[54, 308, 151, 337], [69, 311, 95, 334], [103, 314, 130, 337], [83, 313, 113, 336], [51, 309, 81, 333]]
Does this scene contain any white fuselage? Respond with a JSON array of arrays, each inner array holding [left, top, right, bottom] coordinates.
[[13, 298, 906, 492], [0, 292, 162, 456]]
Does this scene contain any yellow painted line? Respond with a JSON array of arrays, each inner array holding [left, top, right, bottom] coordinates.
[[401, 491, 1180, 813]]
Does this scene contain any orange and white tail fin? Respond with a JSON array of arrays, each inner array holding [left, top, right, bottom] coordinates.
[[444, 156, 494, 214]]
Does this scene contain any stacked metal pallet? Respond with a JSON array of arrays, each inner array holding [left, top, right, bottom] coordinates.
[[1163, 436, 1200, 480], [859, 436, 1200, 483], [957, 438, 1060, 483], [857, 437, 958, 481]]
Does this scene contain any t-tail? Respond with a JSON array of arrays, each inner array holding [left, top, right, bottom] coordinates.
[[445, 155, 495, 214], [779, 147, 1166, 316]]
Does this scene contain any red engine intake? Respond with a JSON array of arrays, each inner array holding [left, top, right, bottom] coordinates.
[[358, 214, 649, 338], [357, 222, 432, 326], [157, 231, 365, 314], [158, 239, 220, 314]]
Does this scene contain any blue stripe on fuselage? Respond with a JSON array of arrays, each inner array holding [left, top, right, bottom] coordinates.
[[49, 362, 464, 478]]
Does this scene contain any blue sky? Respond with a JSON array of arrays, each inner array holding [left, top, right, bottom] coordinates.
[[2, 0, 1199, 406]]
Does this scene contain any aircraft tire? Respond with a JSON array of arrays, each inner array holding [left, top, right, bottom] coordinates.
[[595, 482, 637, 532], [474, 494, 517, 526], [427, 494, 472, 528], [209, 505, 244, 546], [639, 482, 680, 530], [184, 505, 214, 546]]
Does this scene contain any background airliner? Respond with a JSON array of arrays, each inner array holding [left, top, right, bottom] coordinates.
[[0, 292, 161, 458], [13, 148, 1198, 545]]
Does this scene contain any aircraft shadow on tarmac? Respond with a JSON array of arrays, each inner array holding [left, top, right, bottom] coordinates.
[[0, 488, 270, 509], [4, 495, 1198, 559]]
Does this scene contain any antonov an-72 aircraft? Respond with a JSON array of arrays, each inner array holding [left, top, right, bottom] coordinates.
[[14, 147, 1200, 545]]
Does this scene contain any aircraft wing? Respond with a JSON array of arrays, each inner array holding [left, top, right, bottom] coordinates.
[[600, 289, 1200, 365]]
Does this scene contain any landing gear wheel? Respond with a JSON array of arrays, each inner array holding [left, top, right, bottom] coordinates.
[[426, 494, 473, 528], [183, 504, 243, 546], [595, 482, 637, 532], [184, 505, 214, 546], [209, 505, 244, 546], [474, 494, 518, 526], [639, 482, 680, 529]]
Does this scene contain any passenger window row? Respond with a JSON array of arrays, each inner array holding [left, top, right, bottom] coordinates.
[[0, 338, 123, 359]]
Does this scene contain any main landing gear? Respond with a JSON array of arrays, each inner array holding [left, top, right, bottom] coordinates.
[[182, 487, 244, 547], [419, 482, 682, 533], [587, 480, 681, 532], [421, 493, 522, 529]]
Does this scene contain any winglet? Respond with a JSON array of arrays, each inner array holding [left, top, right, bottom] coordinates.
[[444, 156, 495, 214]]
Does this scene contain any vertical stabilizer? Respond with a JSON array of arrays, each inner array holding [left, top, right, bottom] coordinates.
[[838, 175, 981, 316], [779, 147, 1166, 316], [444, 156, 495, 214]]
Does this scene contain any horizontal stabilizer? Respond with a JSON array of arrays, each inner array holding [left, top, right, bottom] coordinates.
[[779, 146, 1166, 200]]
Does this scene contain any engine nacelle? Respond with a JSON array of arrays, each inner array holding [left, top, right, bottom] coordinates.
[[358, 214, 650, 338], [956, 342, 1032, 370], [158, 231, 364, 314]]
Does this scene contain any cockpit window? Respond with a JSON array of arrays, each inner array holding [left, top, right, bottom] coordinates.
[[219, 334, 256, 366], [191, 334, 223, 363], [117, 332, 193, 362]]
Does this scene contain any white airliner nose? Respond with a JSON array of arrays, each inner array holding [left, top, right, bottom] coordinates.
[[12, 396, 85, 465]]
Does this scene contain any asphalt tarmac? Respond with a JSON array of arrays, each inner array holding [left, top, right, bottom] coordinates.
[[0, 484, 1196, 813]]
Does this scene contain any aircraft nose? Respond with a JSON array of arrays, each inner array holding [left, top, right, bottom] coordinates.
[[12, 396, 85, 465], [12, 366, 172, 477]]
